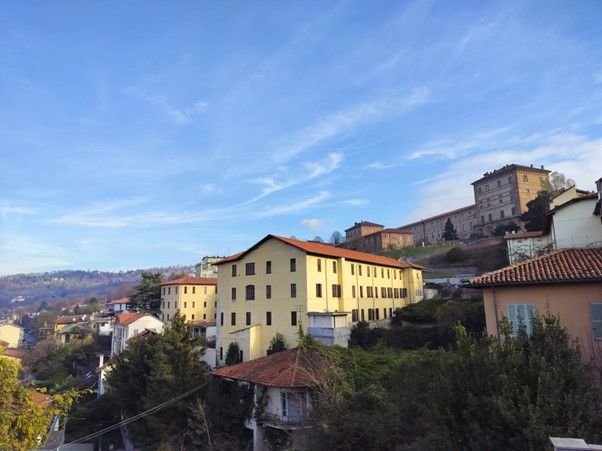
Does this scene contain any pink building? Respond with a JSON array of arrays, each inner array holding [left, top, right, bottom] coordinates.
[[469, 248, 602, 372]]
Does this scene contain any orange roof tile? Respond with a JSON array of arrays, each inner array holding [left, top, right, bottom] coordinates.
[[469, 248, 602, 287], [28, 389, 53, 407], [116, 312, 155, 326], [216, 234, 424, 270], [54, 315, 88, 325], [212, 349, 327, 388], [159, 276, 217, 286], [3, 348, 25, 359], [108, 297, 130, 305]]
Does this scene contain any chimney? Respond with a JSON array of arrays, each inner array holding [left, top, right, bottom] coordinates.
[[541, 165, 544, 169], [530, 164, 533, 168]]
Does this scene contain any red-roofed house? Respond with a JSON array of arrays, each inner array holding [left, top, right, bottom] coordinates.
[[469, 248, 602, 368], [107, 297, 130, 314], [215, 234, 424, 365], [111, 312, 164, 357], [341, 221, 414, 253], [213, 349, 326, 449]]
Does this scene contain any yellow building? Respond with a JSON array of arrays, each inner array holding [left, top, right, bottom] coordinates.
[[0, 323, 24, 348], [160, 276, 218, 323], [215, 234, 424, 364]]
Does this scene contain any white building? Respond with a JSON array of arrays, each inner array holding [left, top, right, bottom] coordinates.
[[505, 182, 602, 263], [110, 312, 164, 357], [194, 256, 225, 278], [212, 349, 325, 451], [107, 297, 130, 314]]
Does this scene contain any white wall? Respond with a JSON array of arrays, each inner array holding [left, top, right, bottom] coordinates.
[[553, 199, 602, 249]]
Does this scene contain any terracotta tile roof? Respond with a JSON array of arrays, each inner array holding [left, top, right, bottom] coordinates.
[[54, 315, 88, 325], [159, 276, 217, 286], [28, 389, 53, 407], [0, 339, 9, 347], [116, 312, 154, 326], [469, 248, 602, 287], [212, 348, 327, 388], [345, 221, 384, 231], [3, 348, 26, 359], [504, 230, 546, 240], [216, 234, 424, 270], [108, 297, 129, 305]]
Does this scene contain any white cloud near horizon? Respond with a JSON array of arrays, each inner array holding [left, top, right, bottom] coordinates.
[[403, 132, 602, 223], [301, 218, 326, 230]]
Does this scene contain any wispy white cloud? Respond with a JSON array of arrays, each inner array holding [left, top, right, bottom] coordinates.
[[0, 233, 70, 275], [254, 191, 331, 218], [125, 87, 208, 124], [51, 197, 148, 227], [301, 218, 326, 231], [404, 132, 602, 222]]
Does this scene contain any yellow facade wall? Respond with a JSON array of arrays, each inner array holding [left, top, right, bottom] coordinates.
[[216, 237, 424, 363], [160, 283, 217, 323], [0, 324, 23, 348]]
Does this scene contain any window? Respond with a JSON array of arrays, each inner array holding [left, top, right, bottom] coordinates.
[[266, 285, 272, 299], [481, 215, 485, 224], [401, 288, 408, 298], [387, 269, 390, 278], [316, 283, 322, 298], [246, 262, 255, 275], [220, 312, 224, 326], [281, 392, 308, 420], [387, 288, 393, 298], [394, 288, 399, 298], [511, 207, 517, 216], [166, 314, 170, 320], [175, 301, 178, 309], [361, 309, 365, 321], [184, 302, 187, 308], [497, 180, 501, 187], [266, 260, 272, 274], [193, 287, 196, 294], [317, 259, 322, 272], [367, 266, 370, 277], [168, 287, 171, 295], [266, 311, 272, 325], [499, 195, 502, 204], [184, 286, 188, 294], [162, 287, 165, 295], [203, 314, 206, 319], [351, 264, 355, 275], [478, 187, 482, 193], [358, 265, 362, 276], [162, 301, 165, 309], [290, 283, 297, 298], [374, 267, 377, 277], [232, 264, 237, 277], [167, 301, 170, 308], [488, 213, 493, 222], [523, 175, 528, 182], [291, 311, 297, 326], [175, 287, 178, 294], [231, 312, 236, 326], [332, 284, 341, 297], [508, 176, 512, 184], [239, 350, 243, 361], [381, 268, 384, 278], [500, 209, 505, 219], [360, 286, 364, 297], [245, 285, 255, 301], [332, 261, 337, 273], [368, 309, 373, 320], [486, 184, 489, 192], [352, 285, 356, 297], [231, 287, 237, 301], [389, 308, 393, 318], [290, 258, 296, 272], [220, 347, 223, 360], [191, 314, 195, 320], [367, 286, 373, 297], [507, 304, 535, 336], [590, 303, 602, 340], [352, 309, 358, 322], [246, 312, 251, 326]]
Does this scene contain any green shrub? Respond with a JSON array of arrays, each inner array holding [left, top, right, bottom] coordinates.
[[444, 246, 468, 263]]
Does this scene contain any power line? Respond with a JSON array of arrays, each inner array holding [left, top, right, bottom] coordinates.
[[59, 381, 209, 449]]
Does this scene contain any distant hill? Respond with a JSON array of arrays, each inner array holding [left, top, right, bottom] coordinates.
[[0, 266, 195, 308]]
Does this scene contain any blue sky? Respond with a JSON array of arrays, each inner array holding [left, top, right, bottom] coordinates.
[[1, 0, 602, 274]]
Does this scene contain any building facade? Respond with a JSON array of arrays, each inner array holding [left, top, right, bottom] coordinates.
[[0, 323, 23, 348], [469, 248, 602, 372], [472, 164, 550, 235], [194, 256, 224, 278], [398, 205, 476, 243], [343, 221, 413, 253], [160, 276, 218, 323], [111, 312, 164, 357], [215, 234, 424, 364]]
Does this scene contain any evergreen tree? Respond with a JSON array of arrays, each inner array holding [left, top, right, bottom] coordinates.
[[442, 218, 458, 241], [129, 272, 163, 311], [225, 342, 241, 366], [267, 333, 288, 355], [520, 191, 551, 231]]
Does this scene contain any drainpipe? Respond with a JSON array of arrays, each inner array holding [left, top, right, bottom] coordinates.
[[492, 286, 500, 338]]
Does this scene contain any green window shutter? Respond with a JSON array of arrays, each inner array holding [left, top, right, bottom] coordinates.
[[591, 303, 602, 340], [525, 304, 535, 336]]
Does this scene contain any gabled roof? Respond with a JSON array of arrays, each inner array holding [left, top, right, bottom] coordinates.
[[159, 276, 217, 286], [55, 315, 88, 325], [116, 312, 159, 326], [108, 297, 129, 305], [345, 221, 384, 231], [57, 323, 93, 334], [469, 248, 602, 287], [3, 348, 26, 359], [212, 348, 327, 388], [548, 193, 598, 214], [216, 234, 424, 270]]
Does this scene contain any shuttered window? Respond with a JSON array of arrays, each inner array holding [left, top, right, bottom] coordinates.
[[591, 303, 602, 340], [507, 304, 535, 336]]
